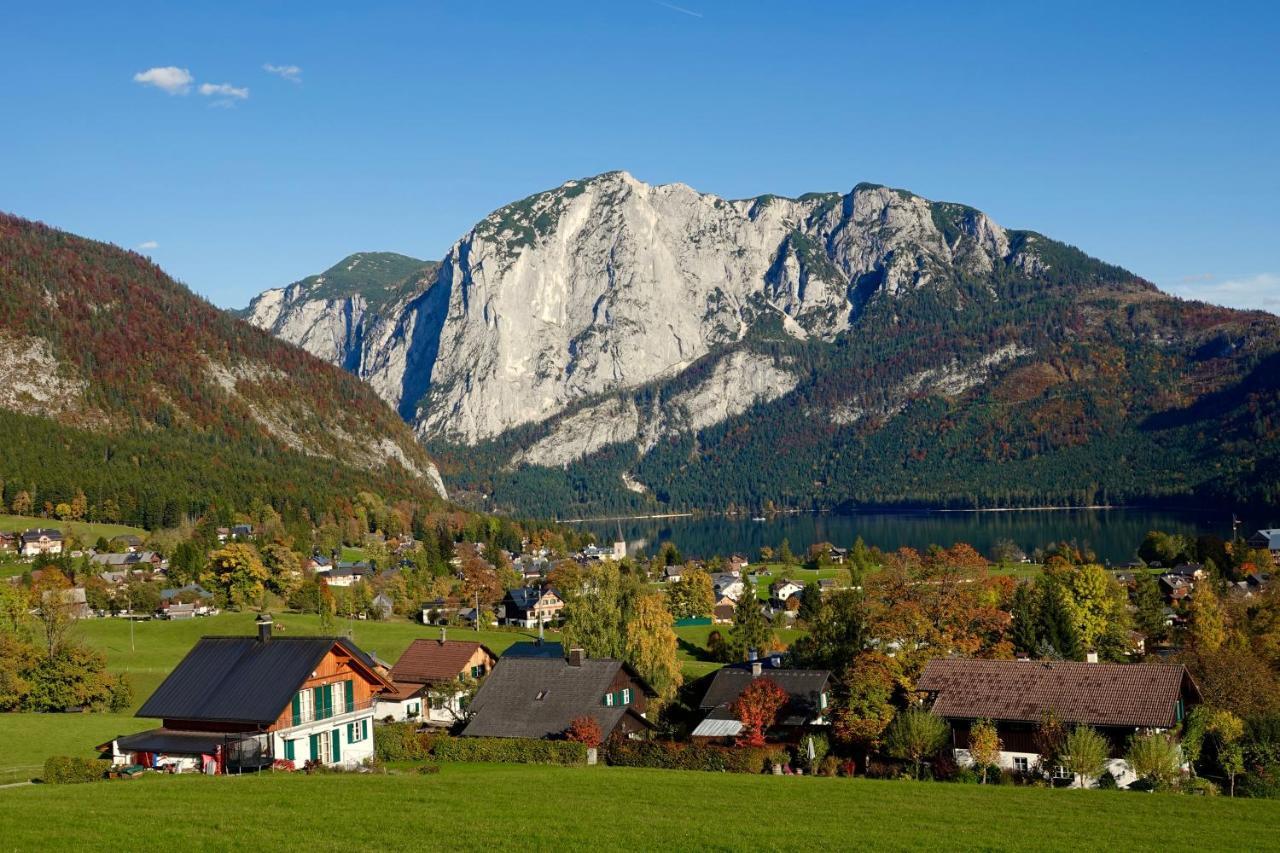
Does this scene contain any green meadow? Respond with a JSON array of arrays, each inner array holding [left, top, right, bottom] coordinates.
[[3, 764, 1276, 851]]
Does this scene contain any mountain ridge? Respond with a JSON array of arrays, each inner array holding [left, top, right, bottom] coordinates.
[[243, 172, 1280, 515]]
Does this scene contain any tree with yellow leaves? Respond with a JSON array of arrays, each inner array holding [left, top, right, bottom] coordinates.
[[624, 592, 682, 702], [202, 543, 269, 609]]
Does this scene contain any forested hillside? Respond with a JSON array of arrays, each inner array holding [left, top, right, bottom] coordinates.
[[0, 213, 446, 527]]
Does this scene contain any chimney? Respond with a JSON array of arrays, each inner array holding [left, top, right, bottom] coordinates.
[[1086, 651, 1099, 664], [751, 660, 762, 677], [255, 612, 273, 643], [568, 647, 585, 667], [440, 626, 447, 645]]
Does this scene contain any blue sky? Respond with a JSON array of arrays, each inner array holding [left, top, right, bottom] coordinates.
[[2, 1, 1277, 311]]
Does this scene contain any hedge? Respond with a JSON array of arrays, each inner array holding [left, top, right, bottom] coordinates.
[[603, 740, 776, 774], [374, 723, 586, 766], [43, 756, 110, 784]]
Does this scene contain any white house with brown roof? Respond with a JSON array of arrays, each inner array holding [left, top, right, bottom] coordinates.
[[376, 632, 497, 724], [917, 658, 1201, 787]]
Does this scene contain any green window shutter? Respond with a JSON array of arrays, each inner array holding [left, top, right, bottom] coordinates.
[[313, 686, 326, 720], [291, 693, 301, 726], [309, 734, 320, 761], [284, 739, 295, 761], [344, 679, 354, 713], [332, 728, 341, 763], [362, 719, 368, 739], [347, 723, 353, 742]]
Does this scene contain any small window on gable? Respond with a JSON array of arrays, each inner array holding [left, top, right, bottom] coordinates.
[[604, 692, 615, 707], [622, 688, 631, 704], [535, 690, 548, 701]]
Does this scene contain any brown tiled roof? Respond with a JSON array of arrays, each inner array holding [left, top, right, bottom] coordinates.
[[917, 659, 1200, 729], [389, 639, 496, 685], [383, 680, 428, 702]]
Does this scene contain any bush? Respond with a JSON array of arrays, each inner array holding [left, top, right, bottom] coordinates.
[[431, 737, 586, 766], [604, 740, 771, 774], [43, 756, 109, 784], [374, 722, 437, 762], [1182, 776, 1220, 796], [416, 764, 441, 775], [1097, 769, 1118, 789], [818, 755, 840, 777]]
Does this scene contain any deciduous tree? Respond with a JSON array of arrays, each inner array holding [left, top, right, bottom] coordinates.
[[624, 593, 682, 702], [969, 718, 1002, 783], [884, 708, 949, 780], [1060, 725, 1108, 788], [732, 678, 788, 747]]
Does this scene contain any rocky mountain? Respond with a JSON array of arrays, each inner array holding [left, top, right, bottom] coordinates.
[[243, 252, 438, 371], [246, 172, 1280, 516], [0, 213, 446, 527]]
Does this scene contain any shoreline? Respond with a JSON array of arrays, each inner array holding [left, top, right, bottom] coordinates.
[[562, 504, 1220, 524]]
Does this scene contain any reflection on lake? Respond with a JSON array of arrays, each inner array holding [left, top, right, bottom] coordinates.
[[576, 508, 1251, 566]]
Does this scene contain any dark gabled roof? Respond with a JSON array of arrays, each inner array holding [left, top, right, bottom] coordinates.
[[697, 667, 831, 727], [503, 587, 559, 613], [461, 657, 654, 739], [20, 528, 63, 542], [136, 635, 386, 725], [389, 639, 496, 685], [503, 641, 565, 659], [917, 659, 1201, 729]]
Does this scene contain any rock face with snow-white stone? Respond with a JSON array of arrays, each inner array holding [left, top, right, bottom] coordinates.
[[246, 172, 1037, 463]]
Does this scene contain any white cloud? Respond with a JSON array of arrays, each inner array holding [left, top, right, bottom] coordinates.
[[1165, 272, 1280, 314], [263, 63, 302, 82], [199, 82, 249, 100], [137, 240, 159, 251], [132, 66, 193, 94]]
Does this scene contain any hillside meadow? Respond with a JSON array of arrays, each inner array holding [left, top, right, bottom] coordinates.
[[3, 763, 1278, 851]]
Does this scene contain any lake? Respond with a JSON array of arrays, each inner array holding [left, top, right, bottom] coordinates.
[[575, 508, 1255, 566]]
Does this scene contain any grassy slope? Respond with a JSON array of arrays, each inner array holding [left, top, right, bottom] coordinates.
[[0, 612, 738, 774], [0, 514, 146, 541], [3, 765, 1277, 851]]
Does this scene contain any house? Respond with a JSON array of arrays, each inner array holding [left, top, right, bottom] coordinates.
[[661, 565, 683, 584], [690, 657, 831, 743], [727, 554, 750, 573], [712, 597, 737, 624], [419, 597, 464, 625], [376, 633, 498, 724], [917, 658, 1201, 787], [306, 554, 334, 573], [769, 578, 804, 603], [514, 555, 550, 584], [818, 578, 840, 593], [20, 528, 64, 557], [828, 546, 848, 565], [711, 573, 745, 602], [500, 586, 563, 628], [370, 594, 394, 620], [111, 534, 144, 553], [1168, 563, 1207, 583], [230, 524, 255, 540], [580, 540, 626, 562], [0, 531, 16, 552], [99, 615, 390, 773], [461, 648, 655, 740], [1158, 574, 1192, 601], [91, 551, 163, 571], [159, 602, 197, 620], [1247, 530, 1280, 565], [318, 562, 372, 588]]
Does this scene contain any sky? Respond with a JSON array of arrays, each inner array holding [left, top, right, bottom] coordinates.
[[2, 1, 1277, 312]]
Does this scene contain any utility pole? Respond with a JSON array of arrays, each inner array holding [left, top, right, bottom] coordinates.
[[475, 590, 480, 633]]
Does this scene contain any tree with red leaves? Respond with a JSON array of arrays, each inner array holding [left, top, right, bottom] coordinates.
[[732, 678, 789, 747], [564, 715, 604, 748]]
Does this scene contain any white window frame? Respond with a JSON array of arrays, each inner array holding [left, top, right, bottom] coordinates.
[[1012, 757, 1029, 773], [298, 688, 314, 723], [314, 730, 331, 763]]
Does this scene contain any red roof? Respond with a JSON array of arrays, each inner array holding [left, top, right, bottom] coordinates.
[[388, 639, 496, 685], [917, 658, 1200, 729]]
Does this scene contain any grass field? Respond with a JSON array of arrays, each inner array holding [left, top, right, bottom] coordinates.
[[0, 611, 741, 778], [0, 513, 146, 543], [2, 763, 1276, 851]]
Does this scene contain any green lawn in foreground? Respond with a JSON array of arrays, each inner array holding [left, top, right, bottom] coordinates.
[[2, 764, 1275, 851]]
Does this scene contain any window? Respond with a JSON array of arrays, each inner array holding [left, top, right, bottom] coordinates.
[[1013, 757, 1029, 773], [347, 719, 369, 744], [604, 692, 615, 707], [310, 730, 331, 763], [471, 664, 484, 678], [294, 689, 314, 725], [431, 695, 447, 711], [622, 688, 632, 704], [819, 692, 828, 710]]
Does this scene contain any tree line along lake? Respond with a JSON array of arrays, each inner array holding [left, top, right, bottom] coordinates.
[[575, 508, 1256, 566]]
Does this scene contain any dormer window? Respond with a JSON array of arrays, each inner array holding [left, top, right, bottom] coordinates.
[[535, 690, 547, 701]]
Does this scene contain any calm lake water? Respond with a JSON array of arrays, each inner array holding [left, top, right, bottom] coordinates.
[[576, 508, 1253, 566]]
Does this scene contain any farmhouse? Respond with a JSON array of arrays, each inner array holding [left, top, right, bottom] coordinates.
[[20, 528, 64, 557], [0, 531, 15, 552], [691, 657, 831, 743], [917, 658, 1201, 787], [100, 614, 390, 773], [770, 578, 804, 603], [711, 573, 745, 601], [500, 586, 563, 628], [1248, 529, 1280, 565], [462, 648, 655, 740], [376, 633, 497, 724]]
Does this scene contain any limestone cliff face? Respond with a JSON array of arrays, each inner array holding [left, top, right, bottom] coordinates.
[[247, 173, 1041, 463]]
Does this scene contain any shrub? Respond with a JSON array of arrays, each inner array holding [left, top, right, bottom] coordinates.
[[374, 722, 436, 762], [603, 740, 771, 774], [271, 759, 295, 773], [564, 716, 604, 748], [818, 755, 840, 777], [1126, 731, 1183, 790], [1182, 776, 1220, 797], [431, 737, 586, 766], [43, 756, 109, 784], [1097, 769, 1118, 789], [416, 764, 441, 775]]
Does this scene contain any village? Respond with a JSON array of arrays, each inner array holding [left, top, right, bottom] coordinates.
[[4, 516, 1279, 796]]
